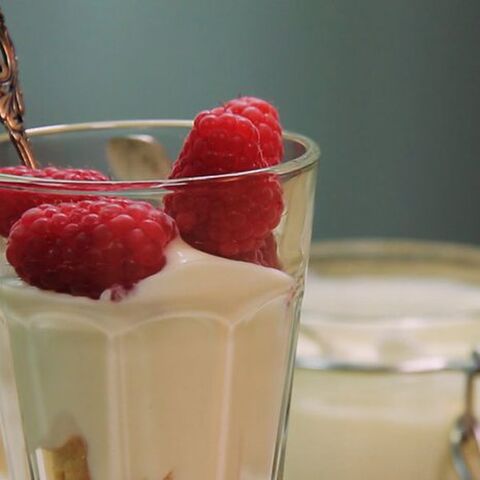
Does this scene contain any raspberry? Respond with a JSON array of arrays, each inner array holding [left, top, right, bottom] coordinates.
[[6, 199, 177, 299], [0, 166, 108, 237], [165, 98, 284, 261], [225, 96, 283, 166], [170, 108, 266, 178], [231, 233, 281, 269], [164, 175, 283, 258]]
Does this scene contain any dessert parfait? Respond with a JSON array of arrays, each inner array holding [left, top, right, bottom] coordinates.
[[0, 98, 318, 480]]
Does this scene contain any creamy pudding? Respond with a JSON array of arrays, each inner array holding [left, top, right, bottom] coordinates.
[[0, 238, 25, 480], [1, 239, 295, 480]]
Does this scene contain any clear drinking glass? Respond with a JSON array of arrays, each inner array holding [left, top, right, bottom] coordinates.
[[0, 120, 319, 480], [285, 240, 480, 480]]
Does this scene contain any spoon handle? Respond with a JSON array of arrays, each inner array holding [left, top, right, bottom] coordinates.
[[451, 350, 480, 480], [0, 8, 37, 168]]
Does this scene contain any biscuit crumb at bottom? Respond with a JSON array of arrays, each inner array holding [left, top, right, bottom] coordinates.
[[37, 435, 91, 480], [36, 435, 174, 480]]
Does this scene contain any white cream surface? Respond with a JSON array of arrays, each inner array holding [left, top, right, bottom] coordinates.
[[285, 271, 480, 480], [0, 239, 295, 480]]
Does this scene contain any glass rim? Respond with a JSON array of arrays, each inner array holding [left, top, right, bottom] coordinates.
[[308, 238, 480, 266], [0, 119, 320, 193]]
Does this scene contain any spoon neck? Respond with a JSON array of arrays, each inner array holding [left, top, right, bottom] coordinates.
[[7, 127, 38, 169], [0, 8, 39, 169]]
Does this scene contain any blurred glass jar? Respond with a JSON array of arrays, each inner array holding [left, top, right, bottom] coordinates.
[[285, 240, 480, 480]]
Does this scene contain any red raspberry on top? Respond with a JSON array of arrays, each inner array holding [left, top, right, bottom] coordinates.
[[231, 233, 281, 269], [35, 167, 108, 181], [0, 166, 108, 237], [170, 108, 266, 178], [165, 97, 284, 261], [165, 175, 283, 258], [6, 199, 177, 299], [225, 96, 283, 166]]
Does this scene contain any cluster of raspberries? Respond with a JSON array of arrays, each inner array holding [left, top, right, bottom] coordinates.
[[0, 97, 284, 299]]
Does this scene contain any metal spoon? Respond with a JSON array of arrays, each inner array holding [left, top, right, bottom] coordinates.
[[106, 135, 172, 180], [450, 349, 480, 480], [0, 8, 37, 168]]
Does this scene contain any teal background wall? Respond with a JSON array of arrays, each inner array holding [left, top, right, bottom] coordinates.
[[4, 1, 480, 243]]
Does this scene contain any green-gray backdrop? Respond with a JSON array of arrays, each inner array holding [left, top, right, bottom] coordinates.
[[4, 1, 480, 243]]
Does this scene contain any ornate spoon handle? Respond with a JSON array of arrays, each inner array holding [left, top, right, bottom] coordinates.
[[0, 8, 37, 168]]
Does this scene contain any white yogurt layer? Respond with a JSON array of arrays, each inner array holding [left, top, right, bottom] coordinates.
[[0, 238, 14, 278], [0, 237, 28, 480], [286, 271, 480, 480], [0, 238, 295, 480]]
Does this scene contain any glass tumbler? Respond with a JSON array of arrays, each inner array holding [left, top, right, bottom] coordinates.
[[285, 239, 480, 480], [0, 120, 319, 480]]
